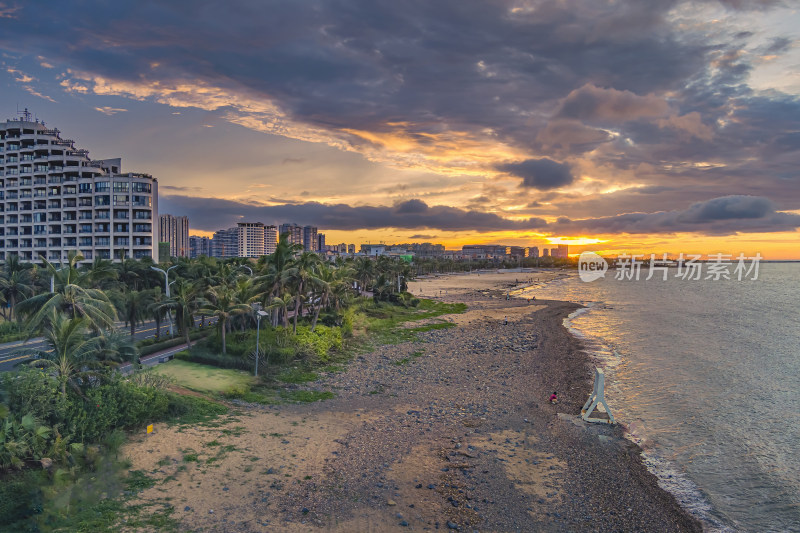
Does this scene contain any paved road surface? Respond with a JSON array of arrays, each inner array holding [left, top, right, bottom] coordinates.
[[0, 316, 217, 373]]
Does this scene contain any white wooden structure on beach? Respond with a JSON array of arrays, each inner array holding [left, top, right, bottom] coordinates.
[[582, 367, 615, 424]]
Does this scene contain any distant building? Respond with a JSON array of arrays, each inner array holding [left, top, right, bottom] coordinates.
[[529, 246, 540, 259], [189, 235, 211, 258], [360, 244, 385, 256], [336, 243, 347, 253], [542, 248, 550, 257], [347, 244, 355, 254], [317, 233, 325, 252], [555, 244, 569, 258], [264, 225, 277, 255], [462, 244, 509, 259], [211, 227, 238, 259], [158, 214, 189, 258], [302, 225, 318, 252], [237, 222, 265, 258], [279, 223, 303, 247], [508, 246, 527, 259]]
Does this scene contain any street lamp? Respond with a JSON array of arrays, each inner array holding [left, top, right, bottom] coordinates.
[[239, 265, 253, 276], [151, 265, 179, 337], [252, 303, 269, 376]]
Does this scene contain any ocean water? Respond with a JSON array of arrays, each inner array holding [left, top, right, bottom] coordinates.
[[517, 263, 800, 532]]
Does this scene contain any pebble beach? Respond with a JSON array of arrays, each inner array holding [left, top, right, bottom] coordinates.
[[123, 270, 702, 532]]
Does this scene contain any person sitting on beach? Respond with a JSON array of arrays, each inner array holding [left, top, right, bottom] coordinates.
[[549, 392, 558, 404]]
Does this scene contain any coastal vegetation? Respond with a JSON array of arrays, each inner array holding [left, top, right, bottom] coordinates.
[[0, 234, 465, 531]]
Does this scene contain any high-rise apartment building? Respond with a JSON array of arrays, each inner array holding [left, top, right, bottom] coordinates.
[[555, 244, 569, 258], [237, 222, 265, 258], [317, 232, 325, 252], [542, 248, 550, 257], [159, 214, 189, 258], [347, 244, 355, 254], [189, 235, 211, 258], [528, 246, 540, 259], [0, 113, 157, 263], [278, 223, 302, 247], [303, 225, 318, 252], [211, 227, 238, 258], [264, 225, 277, 255]]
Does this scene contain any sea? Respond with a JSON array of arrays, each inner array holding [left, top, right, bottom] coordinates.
[[516, 262, 800, 533]]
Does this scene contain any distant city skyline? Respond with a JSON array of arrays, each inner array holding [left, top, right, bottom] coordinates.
[[1, 2, 798, 258]]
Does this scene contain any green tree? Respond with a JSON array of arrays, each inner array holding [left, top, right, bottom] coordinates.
[[18, 252, 117, 333], [23, 311, 105, 395], [198, 285, 250, 355]]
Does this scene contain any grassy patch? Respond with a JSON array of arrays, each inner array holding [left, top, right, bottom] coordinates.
[[276, 367, 318, 384], [279, 390, 335, 403], [352, 298, 466, 347], [126, 470, 156, 492], [154, 359, 256, 395]]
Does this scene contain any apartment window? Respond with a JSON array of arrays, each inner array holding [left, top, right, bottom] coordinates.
[[113, 182, 129, 192], [95, 181, 110, 192], [133, 223, 151, 233], [113, 194, 129, 206], [95, 195, 110, 206], [114, 223, 129, 232], [131, 182, 151, 193], [132, 195, 151, 207], [78, 183, 92, 193]]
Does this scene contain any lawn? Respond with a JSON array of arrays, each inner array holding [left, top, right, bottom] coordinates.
[[153, 359, 256, 394]]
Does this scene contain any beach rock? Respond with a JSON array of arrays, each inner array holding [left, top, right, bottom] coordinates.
[[447, 521, 460, 530]]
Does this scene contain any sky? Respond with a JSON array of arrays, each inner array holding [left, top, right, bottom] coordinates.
[[1, 0, 799, 258]]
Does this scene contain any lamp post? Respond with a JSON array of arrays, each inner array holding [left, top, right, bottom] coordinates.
[[239, 265, 253, 276], [252, 303, 269, 376], [151, 265, 178, 337]]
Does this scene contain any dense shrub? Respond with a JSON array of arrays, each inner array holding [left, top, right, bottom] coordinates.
[[1, 370, 171, 459], [293, 325, 342, 362]]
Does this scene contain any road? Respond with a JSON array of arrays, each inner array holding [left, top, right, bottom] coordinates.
[[0, 316, 217, 373]]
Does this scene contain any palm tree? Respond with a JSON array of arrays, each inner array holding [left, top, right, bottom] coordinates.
[[353, 256, 374, 295], [23, 310, 104, 395], [147, 287, 167, 340], [112, 288, 154, 338], [163, 280, 200, 346], [18, 252, 117, 333], [0, 269, 33, 322], [285, 251, 321, 334], [85, 256, 119, 290], [260, 233, 302, 327], [198, 285, 250, 355]]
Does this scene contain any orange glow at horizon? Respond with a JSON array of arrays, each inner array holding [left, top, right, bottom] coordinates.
[[189, 229, 800, 260]]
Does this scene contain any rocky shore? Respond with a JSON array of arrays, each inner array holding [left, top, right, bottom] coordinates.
[[124, 271, 702, 532]]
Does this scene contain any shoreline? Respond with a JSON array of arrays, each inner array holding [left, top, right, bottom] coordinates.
[[122, 271, 702, 531]]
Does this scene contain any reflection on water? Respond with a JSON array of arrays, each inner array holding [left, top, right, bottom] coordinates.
[[518, 264, 800, 532]]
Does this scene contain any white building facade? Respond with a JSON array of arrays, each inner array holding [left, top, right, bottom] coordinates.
[[0, 114, 157, 263]]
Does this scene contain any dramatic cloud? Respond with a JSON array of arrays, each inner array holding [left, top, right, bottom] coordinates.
[[0, 0, 797, 246], [497, 159, 574, 190], [555, 196, 800, 236], [160, 196, 547, 233]]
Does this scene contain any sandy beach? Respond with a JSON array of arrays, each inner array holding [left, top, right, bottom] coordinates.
[[122, 270, 701, 532]]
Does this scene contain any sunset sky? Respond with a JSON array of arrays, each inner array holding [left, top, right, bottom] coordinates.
[[1, 1, 798, 258]]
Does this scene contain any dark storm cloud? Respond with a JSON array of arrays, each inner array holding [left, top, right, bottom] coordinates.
[[556, 84, 669, 122], [554, 196, 800, 236], [160, 195, 547, 233], [497, 158, 574, 190]]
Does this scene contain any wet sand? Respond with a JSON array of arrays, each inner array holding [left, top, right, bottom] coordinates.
[[122, 270, 701, 532]]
